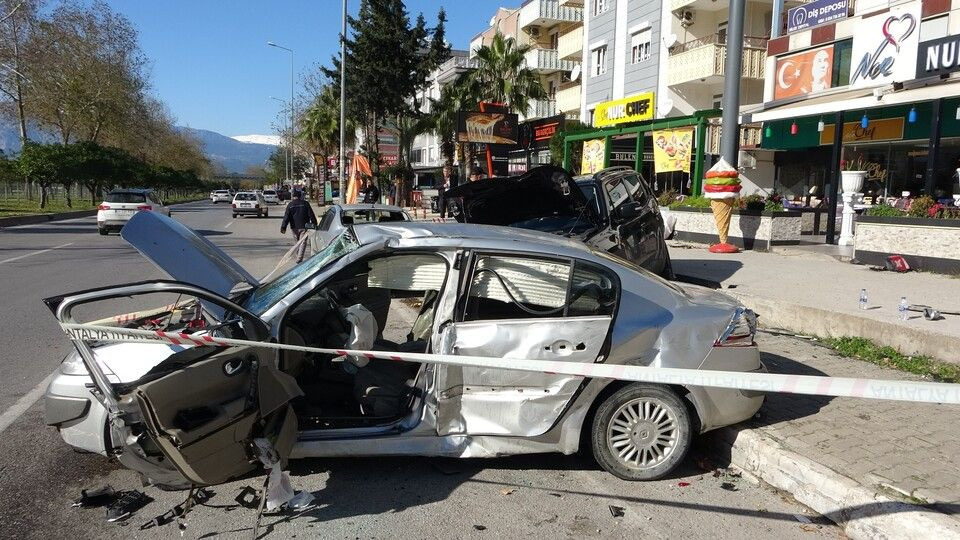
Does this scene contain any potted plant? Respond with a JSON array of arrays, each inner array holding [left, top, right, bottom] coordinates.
[[840, 156, 868, 194]]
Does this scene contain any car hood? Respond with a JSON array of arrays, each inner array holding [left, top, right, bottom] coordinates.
[[121, 211, 259, 298], [444, 165, 598, 227]]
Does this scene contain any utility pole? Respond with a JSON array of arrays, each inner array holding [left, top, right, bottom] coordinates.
[[270, 96, 290, 186], [719, 0, 746, 166], [268, 42, 295, 187], [339, 0, 348, 202]]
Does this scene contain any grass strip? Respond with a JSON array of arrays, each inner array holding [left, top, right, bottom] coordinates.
[[821, 336, 959, 383]]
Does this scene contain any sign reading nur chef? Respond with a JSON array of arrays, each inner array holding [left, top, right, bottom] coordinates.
[[593, 92, 655, 128], [917, 34, 960, 78], [849, 3, 921, 89], [786, 0, 848, 33]]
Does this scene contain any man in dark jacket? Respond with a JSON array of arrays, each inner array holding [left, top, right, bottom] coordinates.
[[361, 178, 380, 203], [280, 189, 318, 263]]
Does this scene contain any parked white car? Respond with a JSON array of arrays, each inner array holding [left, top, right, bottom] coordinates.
[[310, 203, 412, 251], [211, 190, 231, 203], [96, 189, 170, 235], [262, 189, 280, 205]]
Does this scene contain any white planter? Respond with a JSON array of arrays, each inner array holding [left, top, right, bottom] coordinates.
[[841, 170, 866, 194]]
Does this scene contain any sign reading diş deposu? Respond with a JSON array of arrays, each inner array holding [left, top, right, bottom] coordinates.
[[786, 0, 848, 33], [593, 93, 655, 127]]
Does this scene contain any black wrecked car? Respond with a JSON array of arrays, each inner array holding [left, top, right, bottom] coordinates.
[[444, 165, 673, 279]]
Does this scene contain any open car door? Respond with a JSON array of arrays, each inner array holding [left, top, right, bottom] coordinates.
[[45, 281, 301, 488]]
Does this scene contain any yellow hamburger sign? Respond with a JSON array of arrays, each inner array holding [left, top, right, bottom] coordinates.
[[593, 92, 655, 127]]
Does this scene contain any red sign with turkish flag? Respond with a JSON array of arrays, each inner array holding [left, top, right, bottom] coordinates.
[[774, 45, 834, 100]]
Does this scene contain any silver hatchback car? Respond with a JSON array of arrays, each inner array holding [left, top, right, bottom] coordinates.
[[44, 212, 763, 489]]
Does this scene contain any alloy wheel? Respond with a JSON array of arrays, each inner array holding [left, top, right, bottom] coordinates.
[[606, 397, 678, 469]]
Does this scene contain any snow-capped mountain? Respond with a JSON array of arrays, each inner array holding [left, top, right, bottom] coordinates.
[[231, 134, 283, 146]]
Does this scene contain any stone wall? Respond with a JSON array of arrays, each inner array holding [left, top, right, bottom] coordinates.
[[669, 207, 801, 250], [854, 217, 960, 274]]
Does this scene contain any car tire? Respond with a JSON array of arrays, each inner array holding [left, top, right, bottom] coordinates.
[[98, 228, 108, 236], [264, 209, 269, 218], [591, 384, 692, 481], [232, 213, 237, 218]]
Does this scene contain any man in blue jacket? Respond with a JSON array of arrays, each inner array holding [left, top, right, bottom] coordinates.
[[280, 189, 318, 263]]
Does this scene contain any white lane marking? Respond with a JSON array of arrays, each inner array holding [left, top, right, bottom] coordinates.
[[0, 242, 74, 265], [225, 220, 234, 228], [0, 372, 56, 434]]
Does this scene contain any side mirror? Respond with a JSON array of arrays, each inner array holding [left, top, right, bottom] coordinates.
[[616, 201, 643, 221]]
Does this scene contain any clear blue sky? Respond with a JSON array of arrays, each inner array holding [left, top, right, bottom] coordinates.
[[99, 1, 512, 137]]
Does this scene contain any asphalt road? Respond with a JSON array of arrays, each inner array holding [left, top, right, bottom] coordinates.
[[0, 202, 839, 539]]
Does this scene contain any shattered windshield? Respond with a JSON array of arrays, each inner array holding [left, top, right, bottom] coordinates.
[[244, 230, 360, 314]]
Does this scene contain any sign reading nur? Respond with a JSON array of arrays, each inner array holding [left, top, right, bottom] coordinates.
[[593, 92, 655, 128], [786, 0, 848, 33], [917, 34, 960, 78]]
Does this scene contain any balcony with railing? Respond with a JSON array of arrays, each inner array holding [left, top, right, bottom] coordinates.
[[672, 0, 777, 12], [436, 55, 478, 84], [557, 25, 583, 62], [555, 81, 580, 116], [525, 98, 557, 120], [559, 0, 583, 6], [519, 0, 583, 32], [667, 34, 767, 86], [524, 48, 577, 73]]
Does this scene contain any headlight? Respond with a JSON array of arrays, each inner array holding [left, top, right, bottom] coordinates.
[[59, 354, 89, 375]]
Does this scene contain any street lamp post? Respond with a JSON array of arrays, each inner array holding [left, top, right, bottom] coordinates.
[[340, 0, 347, 202], [268, 41, 295, 190], [270, 96, 290, 187]]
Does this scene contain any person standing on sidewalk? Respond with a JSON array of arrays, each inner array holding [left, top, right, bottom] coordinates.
[[280, 189, 317, 264], [361, 177, 380, 204], [438, 166, 453, 218]]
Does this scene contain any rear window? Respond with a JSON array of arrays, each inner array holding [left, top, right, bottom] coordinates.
[[215, 190, 229, 194], [235, 193, 257, 201], [343, 210, 407, 223], [105, 192, 146, 204], [264, 190, 277, 195]]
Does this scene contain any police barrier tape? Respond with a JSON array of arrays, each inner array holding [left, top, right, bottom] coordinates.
[[60, 322, 960, 406]]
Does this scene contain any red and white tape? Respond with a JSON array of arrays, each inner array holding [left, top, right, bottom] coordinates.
[[60, 322, 960, 406]]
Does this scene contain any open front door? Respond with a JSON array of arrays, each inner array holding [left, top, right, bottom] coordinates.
[[47, 281, 301, 487]]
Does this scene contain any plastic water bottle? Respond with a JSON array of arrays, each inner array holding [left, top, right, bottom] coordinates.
[[898, 297, 909, 321], [859, 289, 868, 310]]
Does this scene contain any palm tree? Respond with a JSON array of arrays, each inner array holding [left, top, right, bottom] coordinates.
[[299, 85, 355, 196], [386, 109, 433, 206], [465, 32, 547, 116], [430, 79, 469, 172]]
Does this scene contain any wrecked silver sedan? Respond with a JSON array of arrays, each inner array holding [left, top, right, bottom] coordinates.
[[44, 211, 763, 488]]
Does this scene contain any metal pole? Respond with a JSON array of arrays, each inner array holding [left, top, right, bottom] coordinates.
[[925, 99, 943, 197], [270, 96, 289, 186], [290, 49, 296, 191], [339, 0, 347, 201], [771, 0, 783, 38], [826, 111, 843, 244], [719, 0, 746, 166]]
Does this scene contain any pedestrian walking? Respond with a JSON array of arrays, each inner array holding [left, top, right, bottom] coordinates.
[[438, 166, 453, 218], [361, 178, 381, 203], [469, 167, 485, 182], [280, 189, 318, 264]]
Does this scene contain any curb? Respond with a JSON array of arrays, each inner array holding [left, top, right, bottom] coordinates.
[[0, 209, 97, 228], [714, 427, 960, 539], [728, 292, 960, 366]]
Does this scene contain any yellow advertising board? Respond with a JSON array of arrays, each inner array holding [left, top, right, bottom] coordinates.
[[593, 93, 655, 127], [581, 139, 606, 174], [819, 118, 905, 145], [652, 128, 694, 174]]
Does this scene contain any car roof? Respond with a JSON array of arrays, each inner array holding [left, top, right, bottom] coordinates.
[[351, 222, 596, 259], [339, 203, 407, 213]]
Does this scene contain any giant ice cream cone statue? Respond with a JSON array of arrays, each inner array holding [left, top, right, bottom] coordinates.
[[703, 157, 742, 253]]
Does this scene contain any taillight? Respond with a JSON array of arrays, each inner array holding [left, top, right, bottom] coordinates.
[[254, 204, 260, 209], [137, 205, 152, 211], [98, 204, 110, 210], [231, 203, 236, 208], [715, 307, 757, 347]]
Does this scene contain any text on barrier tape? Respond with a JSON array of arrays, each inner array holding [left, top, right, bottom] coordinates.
[[60, 323, 960, 405]]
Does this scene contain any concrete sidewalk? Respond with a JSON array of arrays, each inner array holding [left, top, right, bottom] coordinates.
[[712, 332, 960, 539], [669, 242, 960, 363]]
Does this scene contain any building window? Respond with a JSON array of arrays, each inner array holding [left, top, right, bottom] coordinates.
[[831, 39, 853, 87], [718, 21, 728, 43], [712, 94, 722, 109], [593, 0, 609, 17], [592, 46, 607, 76], [630, 28, 652, 64], [920, 15, 949, 42], [549, 32, 559, 50]]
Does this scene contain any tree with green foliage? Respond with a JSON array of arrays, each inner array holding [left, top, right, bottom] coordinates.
[[549, 119, 590, 170], [266, 145, 309, 186], [16, 142, 70, 208], [299, 83, 356, 189], [322, 0, 449, 178], [387, 110, 434, 205], [464, 32, 546, 115], [430, 79, 469, 173]]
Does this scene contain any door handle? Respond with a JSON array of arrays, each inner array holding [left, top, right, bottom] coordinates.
[[544, 340, 574, 356]]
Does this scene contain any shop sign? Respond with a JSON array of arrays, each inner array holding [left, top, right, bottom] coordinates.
[[774, 45, 835, 100], [652, 128, 694, 174], [786, 0, 849, 33], [519, 115, 565, 149], [581, 139, 606, 174], [916, 34, 960, 78], [593, 92, 655, 128], [819, 117, 904, 145], [611, 151, 636, 162], [457, 111, 519, 144], [850, 3, 921, 89]]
